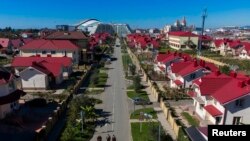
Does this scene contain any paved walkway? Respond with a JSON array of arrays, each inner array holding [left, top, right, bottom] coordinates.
[[144, 82, 177, 140], [130, 119, 158, 123]]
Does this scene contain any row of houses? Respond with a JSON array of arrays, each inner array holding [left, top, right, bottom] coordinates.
[[126, 33, 160, 52], [153, 51, 250, 140]]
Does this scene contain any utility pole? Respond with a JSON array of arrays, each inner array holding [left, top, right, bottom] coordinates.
[[198, 8, 207, 56]]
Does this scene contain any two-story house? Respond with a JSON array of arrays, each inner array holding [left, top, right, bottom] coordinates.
[[0, 67, 26, 119], [189, 71, 250, 125], [19, 39, 79, 65], [154, 51, 191, 74], [46, 31, 88, 63], [168, 59, 208, 89]]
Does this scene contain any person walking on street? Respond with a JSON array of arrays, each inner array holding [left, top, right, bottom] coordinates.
[[112, 135, 116, 141], [106, 134, 111, 141]]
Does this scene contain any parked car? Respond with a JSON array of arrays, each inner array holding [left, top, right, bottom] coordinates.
[[133, 97, 152, 105]]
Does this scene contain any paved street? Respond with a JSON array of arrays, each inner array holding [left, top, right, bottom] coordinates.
[[90, 38, 131, 141]]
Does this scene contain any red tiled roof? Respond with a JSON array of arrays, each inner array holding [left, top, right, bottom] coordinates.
[[204, 105, 223, 117], [171, 61, 203, 77], [20, 39, 79, 50], [46, 31, 88, 40], [0, 89, 26, 105], [187, 91, 196, 97], [200, 35, 213, 41], [174, 80, 183, 85], [168, 31, 198, 37], [0, 38, 10, 48], [12, 56, 72, 67], [23, 38, 33, 44], [198, 127, 208, 137], [39, 61, 62, 76], [11, 39, 23, 49], [213, 39, 225, 48]]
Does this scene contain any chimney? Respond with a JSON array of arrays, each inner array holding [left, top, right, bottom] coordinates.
[[230, 71, 237, 78], [174, 51, 177, 56], [184, 56, 188, 62], [238, 81, 245, 88], [194, 60, 198, 67], [178, 52, 182, 57], [247, 78, 250, 85], [215, 70, 221, 76]]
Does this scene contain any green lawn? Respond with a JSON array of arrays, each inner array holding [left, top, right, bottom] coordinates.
[[130, 108, 157, 119], [131, 122, 160, 141], [181, 112, 200, 126], [0, 57, 11, 66], [127, 84, 134, 89], [127, 90, 149, 101], [122, 53, 132, 70]]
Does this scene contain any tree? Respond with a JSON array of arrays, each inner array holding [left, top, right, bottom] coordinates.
[[129, 64, 136, 75], [80, 105, 98, 122], [133, 75, 142, 92], [220, 65, 230, 75]]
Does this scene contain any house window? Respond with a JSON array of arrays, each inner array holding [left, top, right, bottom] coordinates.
[[235, 99, 244, 107], [232, 117, 242, 125], [42, 51, 47, 54], [199, 104, 204, 110], [51, 51, 56, 54], [190, 73, 196, 79]]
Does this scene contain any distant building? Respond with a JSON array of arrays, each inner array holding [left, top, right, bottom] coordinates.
[[56, 25, 76, 31], [112, 24, 132, 37], [168, 31, 199, 50]]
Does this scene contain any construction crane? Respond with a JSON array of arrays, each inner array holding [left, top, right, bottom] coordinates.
[[198, 8, 208, 56]]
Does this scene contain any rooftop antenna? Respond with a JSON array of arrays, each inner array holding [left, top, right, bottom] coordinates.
[[198, 8, 207, 56]]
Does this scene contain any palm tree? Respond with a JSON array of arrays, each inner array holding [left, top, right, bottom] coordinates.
[[80, 105, 98, 122]]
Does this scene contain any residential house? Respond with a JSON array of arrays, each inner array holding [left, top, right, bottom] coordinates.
[[12, 56, 72, 90], [154, 51, 191, 74], [168, 59, 216, 89], [11, 56, 73, 78], [0, 67, 26, 119], [238, 42, 250, 59], [19, 39, 79, 64], [210, 39, 243, 56], [46, 31, 88, 62], [168, 31, 199, 50], [189, 71, 250, 125], [0, 38, 12, 54]]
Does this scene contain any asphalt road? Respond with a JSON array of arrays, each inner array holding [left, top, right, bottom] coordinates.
[[90, 38, 131, 141]]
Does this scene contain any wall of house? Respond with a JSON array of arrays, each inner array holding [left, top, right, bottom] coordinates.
[[20, 49, 79, 64], [239, 49, 250, 59], [183, 69, 205, 88], [224, 95, 250, 125], [0, 103, 11, 119], [20, 68, 48, 89], [55, 74, 63, 84]]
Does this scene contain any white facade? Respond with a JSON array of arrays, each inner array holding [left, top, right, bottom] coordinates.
[[169, 35, 199, 50], [19, 49, 79, 64], [20, 67, 49, 90], [239, 49, 250, 59]]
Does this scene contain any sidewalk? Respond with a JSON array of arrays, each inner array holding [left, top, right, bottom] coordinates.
[[144, 83, 177, 140]]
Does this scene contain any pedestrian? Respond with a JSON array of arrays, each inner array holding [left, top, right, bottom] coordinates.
[[106, 134, 111, 141], [97, 135, 102, 141], [112, 135, 116, 141]]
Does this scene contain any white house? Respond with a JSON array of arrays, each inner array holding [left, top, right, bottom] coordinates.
[[19, 39, 80, 64], [189, 71, 250, 125], [168, 60, 208, 89], [11, 56, 73, 79], [0, 67, 26, 119], [238, 42, 250, 59], [168, 31, 199, 50]]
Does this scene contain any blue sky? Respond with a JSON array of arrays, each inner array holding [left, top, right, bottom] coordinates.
[[0, 0, 250, 29]]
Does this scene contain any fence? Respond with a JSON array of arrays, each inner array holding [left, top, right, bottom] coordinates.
[[35, 66, 93, 141], [197, 55, 228, 67]]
